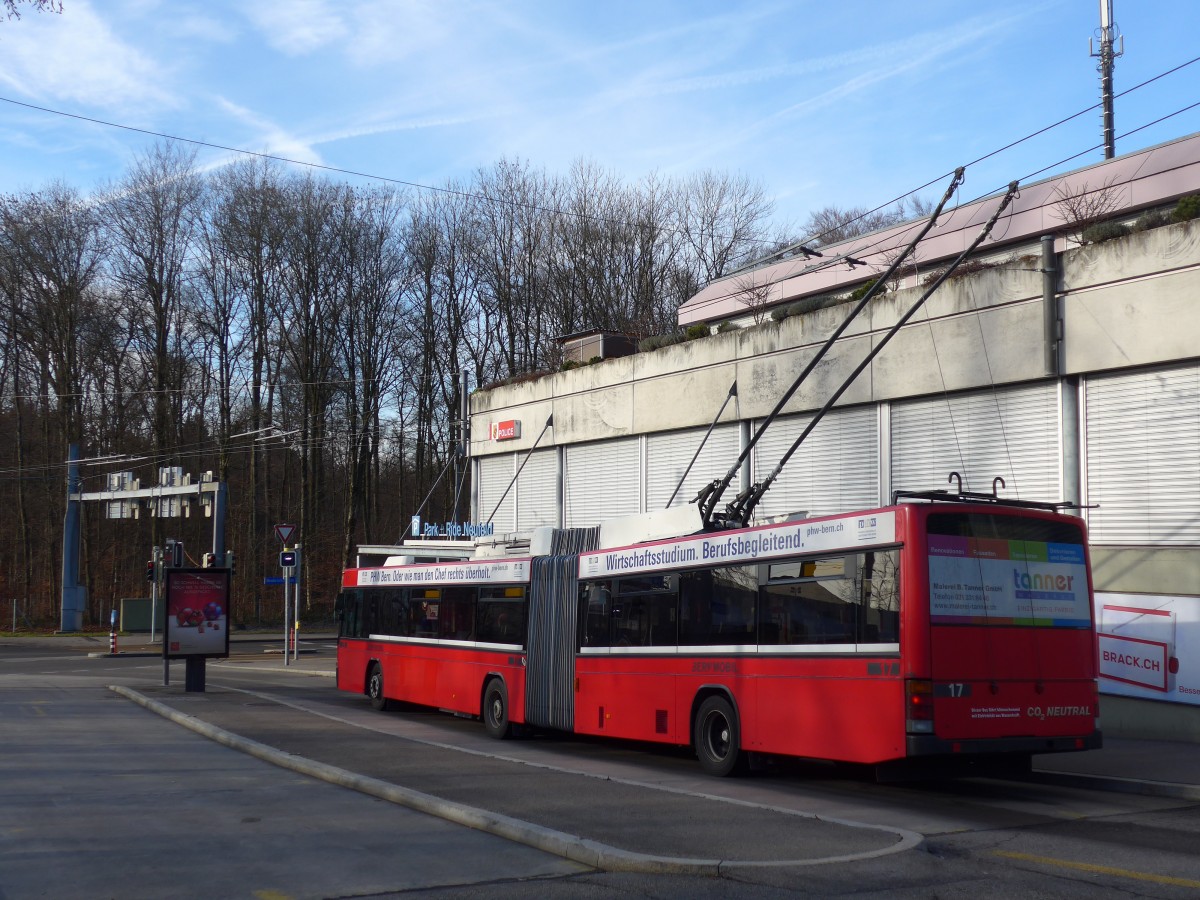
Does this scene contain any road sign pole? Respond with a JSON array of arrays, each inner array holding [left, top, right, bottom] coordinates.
[[292, 545, 301, 663], [275, 525, 296, 666], [282, 559, 290, 667]]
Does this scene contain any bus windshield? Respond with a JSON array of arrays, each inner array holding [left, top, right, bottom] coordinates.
[[926, 512, 1091, 628]]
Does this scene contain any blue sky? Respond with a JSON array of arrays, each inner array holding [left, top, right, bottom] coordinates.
[[0, 0, 1197, 230]]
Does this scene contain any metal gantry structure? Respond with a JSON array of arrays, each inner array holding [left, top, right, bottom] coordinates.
[[59, 445, 228, 631]]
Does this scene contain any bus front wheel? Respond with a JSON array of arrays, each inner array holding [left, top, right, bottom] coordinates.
[[694, 695, 744, 777], [482, 679, 512, 739], [367, 663, 392, 712]]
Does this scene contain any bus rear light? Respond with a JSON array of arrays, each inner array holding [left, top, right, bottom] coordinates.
[[906, 679, 934, 734]]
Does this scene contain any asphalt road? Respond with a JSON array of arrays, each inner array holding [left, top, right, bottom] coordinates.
[[3, 635, 1199, 899]]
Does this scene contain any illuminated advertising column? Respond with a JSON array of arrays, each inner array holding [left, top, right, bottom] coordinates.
[[164, 568, 231, 660]]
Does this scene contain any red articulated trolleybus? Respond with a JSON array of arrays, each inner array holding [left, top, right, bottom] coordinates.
[[336, 179, 1101, 776], [335, 492, 1101, 777]]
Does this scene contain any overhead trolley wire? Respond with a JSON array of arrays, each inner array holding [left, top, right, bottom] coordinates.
[[3, 52, 1198, 262]]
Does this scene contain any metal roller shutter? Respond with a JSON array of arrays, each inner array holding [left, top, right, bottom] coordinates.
[[477, 454, 516, 533], [751, 406, 879, 520], [645, 424, 742, 511], [1084, 363, 1200, 545], [890, 383, 1061, 503], [516, 448, 559, 530], [563, 437, 641, 527]]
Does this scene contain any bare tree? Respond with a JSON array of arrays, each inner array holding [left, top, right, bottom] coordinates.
[[802, 197, 930, 247], [106, 143, 203, 470], [334, 185, 409, 566], [0, 183, 106, 618], [1051, 176, 1125, 245], [273, 173, 348, 606], [730, 271, 775, 325], [473, 158, 554, 376], [1, 183, 105, 450], [3, 0, 62, 20], [677, 170, 774, 283], [210, 157, 288, 620]]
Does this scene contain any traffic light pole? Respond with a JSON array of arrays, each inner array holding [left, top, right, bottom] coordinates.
[[280, 545, 300, 665], [282, 558, 290, 667], [150, 545, 162, 643]]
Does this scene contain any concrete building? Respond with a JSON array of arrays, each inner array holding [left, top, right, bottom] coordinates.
[[467, 132, 1200, 741]]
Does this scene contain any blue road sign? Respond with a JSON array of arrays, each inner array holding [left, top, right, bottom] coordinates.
[[264, 576, 297, 585]]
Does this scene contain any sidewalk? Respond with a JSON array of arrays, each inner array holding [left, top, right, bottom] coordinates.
[[1031, 737, 1200, 800]]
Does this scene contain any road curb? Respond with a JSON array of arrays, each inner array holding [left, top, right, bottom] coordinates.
[[1027, 769, 1200, 801], [109, 684, 922, 873]]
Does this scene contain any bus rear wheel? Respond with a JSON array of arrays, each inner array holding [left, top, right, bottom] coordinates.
[[367, 663, 392, 711], [482, 679, 512, 739], [694, 695, 744, 777]]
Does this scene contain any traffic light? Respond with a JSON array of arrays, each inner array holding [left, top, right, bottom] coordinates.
[[201, 552, 216, 568], [224, 550, 236, 574], [280, 550, 297, 569], [166, 539, 184, 568], [145, 560, 156, 582]]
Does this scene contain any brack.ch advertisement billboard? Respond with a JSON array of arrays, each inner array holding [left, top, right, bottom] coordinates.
[[163, 568, 231, 660]]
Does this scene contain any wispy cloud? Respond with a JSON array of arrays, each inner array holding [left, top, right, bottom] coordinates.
[[0, 0, 175, 114], [240, 0, 350, 56], [210, 96, 326, 166], [633, 12, 1029, 183]]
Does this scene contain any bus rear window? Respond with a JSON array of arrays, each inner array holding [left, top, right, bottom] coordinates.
[[926, 512, 1090, 628]]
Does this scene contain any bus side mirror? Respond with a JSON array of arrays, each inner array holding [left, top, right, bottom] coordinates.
[[334, 594, 345, 619]]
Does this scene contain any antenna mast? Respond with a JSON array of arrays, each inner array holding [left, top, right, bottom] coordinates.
[[1090, 0, 1123, 159]]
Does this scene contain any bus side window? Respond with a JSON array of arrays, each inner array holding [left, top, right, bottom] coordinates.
[[376, 589, 397, 636], [680, 567, 754, 645], [679, 571, 714, 645], [478, 586, 526, 644], [612, 575, 676, 647], [337, 590, 361, 638], [439, 585, 477, 640], [386, 589, 408, 637], [859, 549, 900, 644], [712, 566, 755, 643], [580, 582, 613, 647], [759, 556, 856, 645], [362, 593, 380, 638]]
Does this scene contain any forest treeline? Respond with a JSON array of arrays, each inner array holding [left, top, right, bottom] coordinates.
[[0, 142, 795, 628]]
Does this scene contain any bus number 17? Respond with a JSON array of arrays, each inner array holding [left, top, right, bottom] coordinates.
[[935, 682, 971, 698]]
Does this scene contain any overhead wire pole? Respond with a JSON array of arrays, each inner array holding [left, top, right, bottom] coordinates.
[[726, 181, 1022, 527], [696, 167, 966, 529]]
